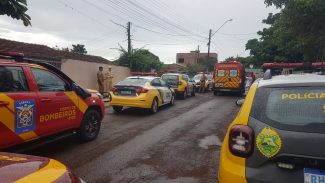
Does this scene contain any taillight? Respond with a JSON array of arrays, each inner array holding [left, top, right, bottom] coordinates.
[[135, 87, 148, 93], [111, 86, 117, 92], [228, 125, 254, 158], [178, 81, 182, 85]]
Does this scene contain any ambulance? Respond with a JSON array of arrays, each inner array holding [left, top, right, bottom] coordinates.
[[0, 52, 105, 149], [213, 61, 245, 95]]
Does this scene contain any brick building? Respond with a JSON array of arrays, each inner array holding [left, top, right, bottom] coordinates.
[[176, 51, 218, 66]]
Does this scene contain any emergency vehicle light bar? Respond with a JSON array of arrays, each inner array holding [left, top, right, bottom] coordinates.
[[262, 62, 325, 69], [130, 72, 159, 76], [0, 51, 25, 57]]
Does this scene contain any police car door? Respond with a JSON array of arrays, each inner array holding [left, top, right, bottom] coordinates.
[[0, 65, 39, 148], [30, 68, 79, 136], [159, 79, 172, 104]]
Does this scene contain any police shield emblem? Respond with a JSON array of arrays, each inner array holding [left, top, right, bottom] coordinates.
[[15, 100, 36, 134]]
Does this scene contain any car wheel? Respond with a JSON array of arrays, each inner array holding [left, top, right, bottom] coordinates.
[[149, 98, 159, 114], [78, 109, 101, 142], [169, 94, 175, 106], [191, 88, 195, 96], [113, 106, 123, 113], [180, 89, 187, 100]]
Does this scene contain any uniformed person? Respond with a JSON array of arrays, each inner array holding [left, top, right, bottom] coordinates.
[[97, 66, 104, 95], [104, 67, 114, 94], [199, 73, 208, 93]]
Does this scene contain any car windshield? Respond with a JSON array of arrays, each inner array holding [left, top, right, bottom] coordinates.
[[193, 75, 202, 80], [251, 86, 325, 132], [116, 78, 148, 86], [207, 75, 213, 81], [162, 75, 178, 85]]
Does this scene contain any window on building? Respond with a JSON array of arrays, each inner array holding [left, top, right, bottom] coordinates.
[[178, 58, 185, 64]]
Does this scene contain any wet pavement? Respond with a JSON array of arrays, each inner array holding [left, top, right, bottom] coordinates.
[[24, 93, 240, 183]]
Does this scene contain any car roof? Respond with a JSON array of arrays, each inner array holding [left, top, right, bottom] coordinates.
[[258, 73, 325, 87], [127, 76, 159, 81], [162, 73, 182, 76]]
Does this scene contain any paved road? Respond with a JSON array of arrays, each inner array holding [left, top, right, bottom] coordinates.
[[25, 93, 240, 183]]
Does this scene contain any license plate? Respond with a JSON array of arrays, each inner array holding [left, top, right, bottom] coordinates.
[[120, 90, 132, 95], [217, 82, 224, 86], [304, 168, 325, 183]]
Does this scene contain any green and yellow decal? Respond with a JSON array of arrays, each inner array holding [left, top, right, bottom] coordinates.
[[256, 127, 282, 158]]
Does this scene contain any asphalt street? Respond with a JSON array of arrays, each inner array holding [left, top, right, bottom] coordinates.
[[24, 93, 240, 183]]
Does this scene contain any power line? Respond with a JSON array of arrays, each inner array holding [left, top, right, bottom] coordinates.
[[100, 0, 206, 43], [121, 0, 207, 39]]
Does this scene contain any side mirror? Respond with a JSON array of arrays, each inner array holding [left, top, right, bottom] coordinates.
[[236, 99, 245, 107], [72, 83, 91, 99]]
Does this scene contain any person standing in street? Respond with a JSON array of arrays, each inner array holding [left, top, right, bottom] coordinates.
[[97, 66, 104, 95], [104, 67, 114, 95], [199, 73, 208, 93]]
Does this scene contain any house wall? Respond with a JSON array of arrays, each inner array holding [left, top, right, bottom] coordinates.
[[61, 59, 130, 90], [176, 53, 218, 66]]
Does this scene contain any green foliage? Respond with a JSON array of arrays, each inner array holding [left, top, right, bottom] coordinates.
[[0, 0, 31, 26], [225, 56, 258, 68], [245, 0, 325, 64], [185, 57, 217, 76], [71, 44, 87, 54], [116, 47, 163, 72]]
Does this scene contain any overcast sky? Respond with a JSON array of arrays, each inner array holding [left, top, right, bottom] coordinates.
[[0, 0, 278, 63]]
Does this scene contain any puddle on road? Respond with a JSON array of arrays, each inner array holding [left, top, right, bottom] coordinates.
[[198, 135, 222, 149]]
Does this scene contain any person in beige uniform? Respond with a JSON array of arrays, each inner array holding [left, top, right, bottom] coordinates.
[[104, 67, 114, 94], [97, 66, 104, 95]]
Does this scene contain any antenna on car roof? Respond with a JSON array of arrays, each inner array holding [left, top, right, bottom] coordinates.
[[263, 69, 272, 80]]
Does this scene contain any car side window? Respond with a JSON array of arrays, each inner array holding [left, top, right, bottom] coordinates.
[[0, 66, 29, 92], [151, 79, 161, 87], [31, 68, 67, 92], [160, 79, 167, 87]]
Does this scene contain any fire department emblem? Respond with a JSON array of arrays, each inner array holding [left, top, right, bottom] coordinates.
[[15, 100, 35, 134], [256, 127, 282, 158]]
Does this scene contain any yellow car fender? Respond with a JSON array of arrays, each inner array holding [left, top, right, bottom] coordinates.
[[218, 83, 258, 183]]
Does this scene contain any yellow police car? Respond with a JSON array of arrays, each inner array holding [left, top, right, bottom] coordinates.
[[110, 76, 175, 113], [161, 73, 195, 99], [218, 73, 325, 183]]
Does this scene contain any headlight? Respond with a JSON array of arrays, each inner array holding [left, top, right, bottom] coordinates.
[[95, 92, 103, 99]]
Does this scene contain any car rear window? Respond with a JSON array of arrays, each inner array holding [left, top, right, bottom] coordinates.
[[162, 75, 178, 85], [251, 87, 325, 133], [116, 78, 148, 86]]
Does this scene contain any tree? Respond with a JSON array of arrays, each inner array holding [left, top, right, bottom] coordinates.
[[245, 0, 325, 65], [0, 0, 31, 26], [115, 47, 163, 72], [71, 44, 87, 54]]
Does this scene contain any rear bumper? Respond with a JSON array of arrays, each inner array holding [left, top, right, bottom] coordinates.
[[110, 93, 152, 109], [213, 87, 243, 92]]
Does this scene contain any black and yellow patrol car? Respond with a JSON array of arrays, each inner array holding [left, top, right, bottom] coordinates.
[[219, 72, 325, 183]]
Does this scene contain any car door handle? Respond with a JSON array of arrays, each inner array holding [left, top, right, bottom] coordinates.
[[0, 101, 9, 107], [41, 98, 52, 102]]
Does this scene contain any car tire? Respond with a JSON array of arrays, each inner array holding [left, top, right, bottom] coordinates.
[[191, 88, 195, 96], [169, 94, 175, 106], [180, 89, 187, 100], [113, 106, 123, 113], [149, 98, 159, 114], [78, 109, 101, 142], [214, 91, 219, 96]]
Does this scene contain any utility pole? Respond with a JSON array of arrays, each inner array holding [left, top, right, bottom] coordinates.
[[127, 22, 131, 54], [207, 29, 212, 60], [196, 45, 200, 65]]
